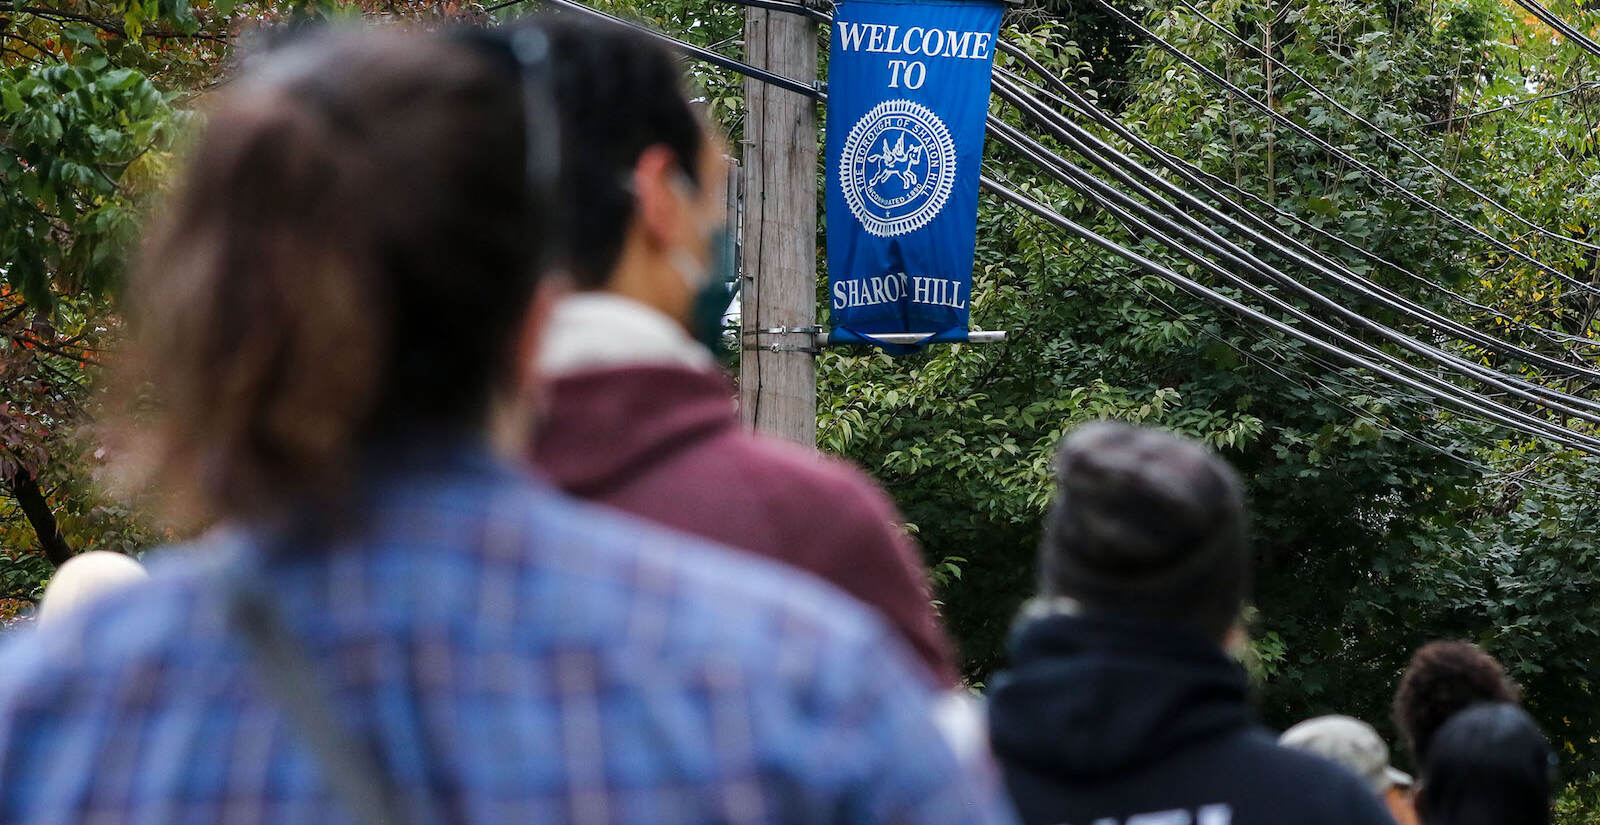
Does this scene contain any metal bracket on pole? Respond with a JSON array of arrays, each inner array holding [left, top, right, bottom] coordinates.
[[816, 330, 1010, 347], [743, 326, 822, 355], [744, 328, 1008, 350], [755, 326, 823, 335]]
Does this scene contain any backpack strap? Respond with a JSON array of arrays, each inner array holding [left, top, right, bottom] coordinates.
[[228, 583, 408, 825]]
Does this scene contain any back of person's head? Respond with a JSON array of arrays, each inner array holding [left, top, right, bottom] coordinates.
[[536, 16, 705, 289], [1039, 421, 1249, 641], [1416, 703, 1553, 825], [36, 551, 149, 630], [111, 25, 551, 525], [1394, 640, 1520, 765]]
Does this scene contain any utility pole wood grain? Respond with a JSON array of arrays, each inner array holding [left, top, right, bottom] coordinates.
[[739, 7, 818, 446]]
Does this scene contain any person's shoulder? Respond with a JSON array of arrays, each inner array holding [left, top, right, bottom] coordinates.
[[735, 430, 885, 492], [0, 545, 228, 720], [724, 430, 906, 525], [523, 483, 897, 656], [1225, 729, 1396, 822]]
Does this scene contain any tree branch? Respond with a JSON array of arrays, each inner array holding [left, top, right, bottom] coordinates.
[[4, 330, 103, 365], [5, 465, 73, 566], [6, 4, 231, 41]]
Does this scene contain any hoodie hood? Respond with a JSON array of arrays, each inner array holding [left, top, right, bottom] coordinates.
[[533, 365, 736, 498], [987, 610, 1255, 780]]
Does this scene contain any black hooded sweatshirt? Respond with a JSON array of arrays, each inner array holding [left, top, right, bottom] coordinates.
[[987, 611, 1395, 825]]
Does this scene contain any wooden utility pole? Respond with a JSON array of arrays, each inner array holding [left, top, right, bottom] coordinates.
[[739, 8, 819, 446]]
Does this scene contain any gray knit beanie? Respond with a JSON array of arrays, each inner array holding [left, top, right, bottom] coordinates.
[[1039, 421, 1250, 641]]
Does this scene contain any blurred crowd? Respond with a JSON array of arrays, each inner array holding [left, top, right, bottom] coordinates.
[[0, 17, 1559, 825]]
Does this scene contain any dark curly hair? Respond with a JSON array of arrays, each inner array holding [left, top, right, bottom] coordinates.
[[1393, 641, 1520, 766]]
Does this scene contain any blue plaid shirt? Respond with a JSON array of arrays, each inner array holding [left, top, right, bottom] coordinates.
[[0, 449, 1016, 825]]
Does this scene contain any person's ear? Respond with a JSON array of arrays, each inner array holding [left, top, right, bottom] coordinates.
[[1221, 622, 1247, 656], [631, 145, 693, 250]]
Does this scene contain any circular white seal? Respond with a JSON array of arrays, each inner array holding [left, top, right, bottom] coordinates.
[[839, 99, 958, 238]]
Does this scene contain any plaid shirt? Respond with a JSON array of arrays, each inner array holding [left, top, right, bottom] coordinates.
[[0, 449, 1016, 825]]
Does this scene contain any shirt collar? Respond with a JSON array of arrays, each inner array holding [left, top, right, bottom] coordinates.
[[539, 293, 713, 377]]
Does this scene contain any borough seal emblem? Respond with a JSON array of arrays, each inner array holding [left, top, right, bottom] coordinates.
[[839, 99, 957, 238]]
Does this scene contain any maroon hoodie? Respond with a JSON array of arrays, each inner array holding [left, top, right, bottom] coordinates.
[[532, 364, 958, 685]]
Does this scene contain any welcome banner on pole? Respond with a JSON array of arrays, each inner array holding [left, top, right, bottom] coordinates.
[[824, 0, 1003, 352]]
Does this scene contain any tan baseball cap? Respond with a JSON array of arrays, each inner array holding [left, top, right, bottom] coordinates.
[[1280, 715, 1413, 795]]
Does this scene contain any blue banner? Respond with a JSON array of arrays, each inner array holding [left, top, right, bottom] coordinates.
[[825, 0, 1003, 352]]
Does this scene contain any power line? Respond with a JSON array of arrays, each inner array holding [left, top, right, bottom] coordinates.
[[989, 71, 1600, 392], [501, 0, 1600, 453], [995, 42, 1600, 353], [979, 171, 1600, 453], [532, 0, 821, 99], [1102, 268, 1594, 495], [984, 113, 1600, 445], [1509, 0, 1600, 60], [1088, 0, 1600, 299], [711, 0, 1600, 353], [980, 136, 1600, 443], [992, 151, 1598, 492], [1409, 81, 1600, 130], [1165, 0, 1600, 254], [708, 0, 1600, 353]]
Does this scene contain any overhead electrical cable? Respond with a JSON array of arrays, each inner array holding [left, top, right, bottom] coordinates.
[[698, 0, 1600, 353], [705, 0, 1600, 351], [983, 110, 1600, 439], [520, 0, 1600, 452], [994, 41, 1600, 353], [1086, 0, 1600, 299], [983, 125, 1600, 446], [988, 156, 1589, 489], [1166, 0, 1600, 254], [1245, 335, 1596, 495], [979, 171, 1600, 453], [979, 137, 1600, 441], [534, 0, 821, 98], [1101, 274, 1594, 494], [985, 73, 1600, 383], [989, 71, 1600, 390], [1508, 0, 1600, 59], [987, 197, 1483, 467], [1409, 81, 1600, 131]]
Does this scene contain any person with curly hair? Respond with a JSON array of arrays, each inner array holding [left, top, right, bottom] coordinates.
[[1393, 640, 1521, 766]]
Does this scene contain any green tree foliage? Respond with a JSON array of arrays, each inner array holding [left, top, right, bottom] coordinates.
[[0, 1, 211, 619], [816, 0, 1600, 795], [0, 0, 482, 620]]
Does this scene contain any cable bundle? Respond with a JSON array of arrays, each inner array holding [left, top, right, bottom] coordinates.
[[523, 0, 1600, 459]]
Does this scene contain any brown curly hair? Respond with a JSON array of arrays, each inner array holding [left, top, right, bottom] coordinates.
[[1393, 640, 1521, 766]]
